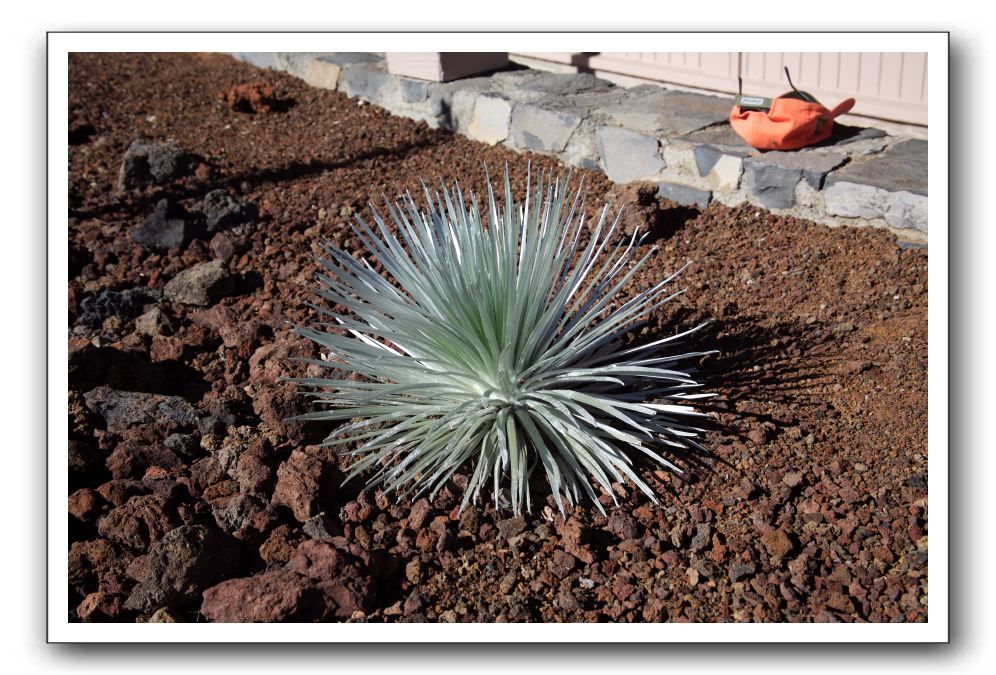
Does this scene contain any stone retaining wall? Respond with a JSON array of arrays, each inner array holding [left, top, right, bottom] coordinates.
[[231, 52, 928, 242]]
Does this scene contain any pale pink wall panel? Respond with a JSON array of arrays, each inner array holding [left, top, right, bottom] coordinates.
[[900, 52, 928, 102], [879, 52, 905, 100], [818, 53, 839, 90], [838, 53, 861, 93], [857, 52, 881, 96], [800, 52, 821, 83], [516, 52, 927, 125], [511, 52, 583, 65], [740, 51, 927, 125], [588, 52, 739, 94]]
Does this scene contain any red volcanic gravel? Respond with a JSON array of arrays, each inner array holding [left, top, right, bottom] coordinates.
[[67, 53, 928, 623]]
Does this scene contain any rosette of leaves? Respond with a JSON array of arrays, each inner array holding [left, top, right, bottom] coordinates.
[[289, 170, 713, 515]]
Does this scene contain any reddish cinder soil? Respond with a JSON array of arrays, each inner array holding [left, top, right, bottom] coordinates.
[[67, 53, 928, 623]]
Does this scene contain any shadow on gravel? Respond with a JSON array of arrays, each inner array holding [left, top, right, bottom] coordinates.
[[68, 344, 210, 400], [698, 314, 836, 407], [70, 136, 442, 223], [626, 304, 838, 477], [643, 204, 701, 244]]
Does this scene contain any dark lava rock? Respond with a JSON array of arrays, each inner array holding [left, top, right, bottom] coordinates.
[[117, 138, 196, 190], [730, 561, 757, 583], [210, 434, 273, 498], [232, 446, 275, 497], [760, 528, 795, 560], [607, 511, 639, 540], [124, 524, 246, 613], [163, 259, 235, 306], [190, 456, 226, 495], [436, 530, 458, 553], [83, 386, 198, 434], [163, 433, 199, 460], [149, 335, 184, 363], [131, 199, 199, 251], [95, 479, 148, 507], [106, 441, 184, 480], [197, 400, 239, 437], [259, 525, 304, 566], [407, 498, 433, 530], [68, 538, 133, 598], [690, 523, 713, 551], [247, 337, 315, 384], [200, 569, 319, 622], [197, 189, 258, 233], [201, 540, 375, 622], [134, 306, 176, 337], [302, 512, 344, 541], [96, 493, 186, 550], [556, 516, 594, 564], [68, 488, 105, 523], [77, 287, 159, 329], [549, 550, 577, 579], [218, 318, 271, 357], [496, 515, 527, 539], [284, 540, 377, 617], [251, 386, 310, 438], [212, 493, 266, 534], [77, 591, 126, 622], [209, 230, 250, 260], [403, 590, 426, 615], [271, 449, 338, 523]]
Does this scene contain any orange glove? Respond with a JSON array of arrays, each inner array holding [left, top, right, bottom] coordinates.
[[730, 95, 855, 151]]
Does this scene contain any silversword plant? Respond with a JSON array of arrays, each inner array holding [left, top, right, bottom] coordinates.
[[290, 169, 713, 515]]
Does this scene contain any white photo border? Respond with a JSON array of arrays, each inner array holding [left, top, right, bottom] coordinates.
[[48, 31, 948, 643]]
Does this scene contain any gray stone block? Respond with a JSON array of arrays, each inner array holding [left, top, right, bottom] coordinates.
[[509, 104, 583, 153], [693, 144, 725, 177], [562, 124, 600, 170], [316, 53, 383, 68], [339, 62, 391, 101], [468, 95, 512, 145], [278, 53, 322, 78], [824, 182, 928, 232], [596, 126, 666, 184], [492, 70, 613, 102], [886, 191, 928, 232], [657, 182, 712, 209], [822, 124, 888, 146], [400, 78, 430, 103], [748, 150, 847, 189], [230, 52, 280, 70], [295, 55, 342, 90], [679, 124, 753, 151], [827, 139, 927, 196], [744, 160, 802, 209], [823, 181, 889, 220], [595, 88, 730, 138], [448, 83, 494, 135], [406, 77, 494, 132], [573, 156, 601, 171], [422, 86, 457, 128]]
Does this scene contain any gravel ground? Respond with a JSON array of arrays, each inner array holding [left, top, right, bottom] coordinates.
[[67, 52, 928, 623]]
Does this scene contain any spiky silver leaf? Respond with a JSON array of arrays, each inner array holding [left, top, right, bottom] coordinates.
[[288, 169, 713, 515]]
